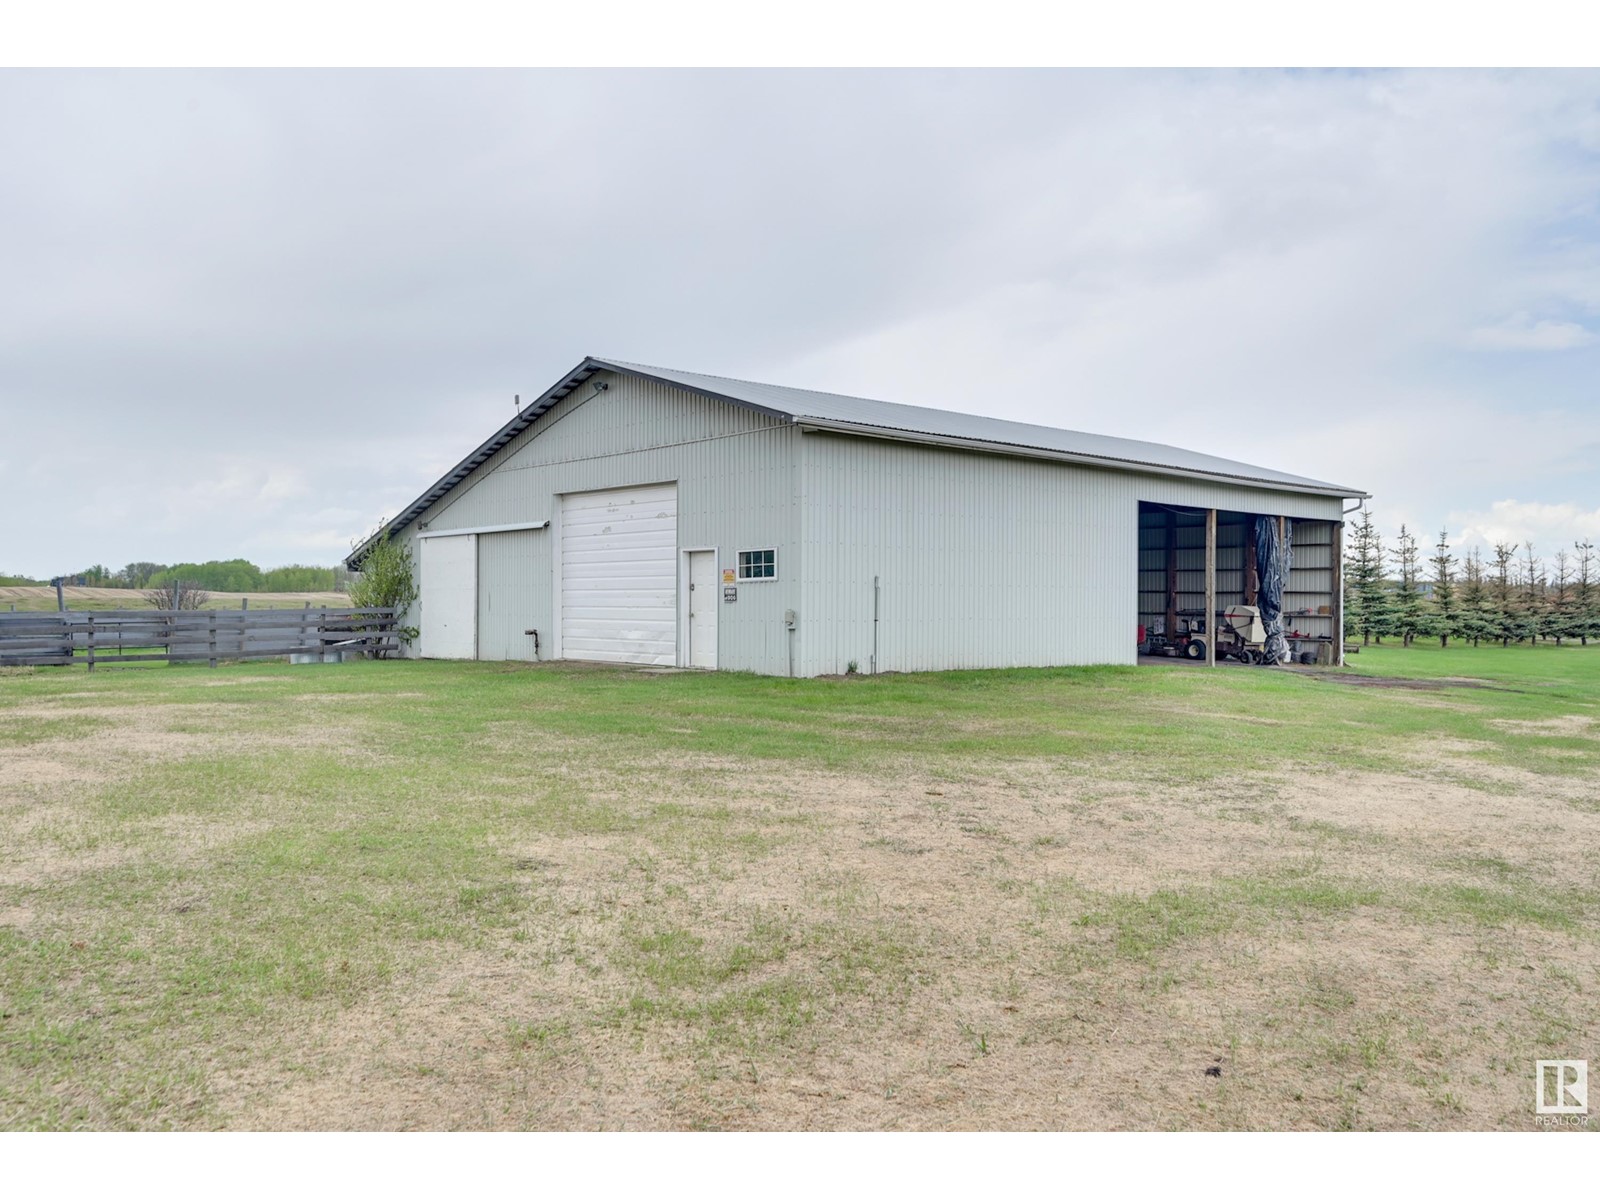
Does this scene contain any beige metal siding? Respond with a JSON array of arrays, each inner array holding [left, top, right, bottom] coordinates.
[[797, 431, 1344, 676]]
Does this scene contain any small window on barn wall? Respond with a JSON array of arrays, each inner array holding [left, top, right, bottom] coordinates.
[[737, 549, 777, 581]]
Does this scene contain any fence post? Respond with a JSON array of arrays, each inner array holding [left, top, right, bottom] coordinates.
[[86, 613, 95, 672], [208, 609, 217, 669]]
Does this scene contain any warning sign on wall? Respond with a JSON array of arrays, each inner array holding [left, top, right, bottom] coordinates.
[[722, 568, 736, 585]]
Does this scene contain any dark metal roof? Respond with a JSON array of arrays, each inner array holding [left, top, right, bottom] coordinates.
[[346, 355, 1367, 568]]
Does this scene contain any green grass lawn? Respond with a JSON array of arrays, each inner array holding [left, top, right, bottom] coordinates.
[[1345, 638, 1600, 688], [1, 646, 1596, 1130]]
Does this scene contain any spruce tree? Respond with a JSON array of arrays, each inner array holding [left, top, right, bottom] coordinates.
[[1550, 549, 1574, 645], [1459, 548, 1494, 647], [1491, 542, 1518, 647], [1345, 509, 1393, 646], [1392, 525, 1425, 646], [1429, 528, 1458, 647], [1520, 543, 1546, 643], [1574, 539, 1597, 646]]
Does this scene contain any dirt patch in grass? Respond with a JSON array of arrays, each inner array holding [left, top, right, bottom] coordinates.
[[0, 750, 108, 790], [1488, 715, 1595, 737], [0, 805, 278, 889], [219, 947, 714, 1131], [0, 697, 379, 889], [1303, 672, 1502, 692], [1, 700, 377, 778]]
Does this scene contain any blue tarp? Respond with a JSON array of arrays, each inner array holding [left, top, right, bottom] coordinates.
[[1255, 515, 1293, 664]]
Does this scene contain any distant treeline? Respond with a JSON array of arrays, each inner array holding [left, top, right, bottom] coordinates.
[[15, 559, 350, 593]]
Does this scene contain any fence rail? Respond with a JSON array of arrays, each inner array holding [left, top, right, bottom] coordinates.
[[0, 607, 398, 669]]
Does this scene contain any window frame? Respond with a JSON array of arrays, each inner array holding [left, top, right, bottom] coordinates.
[[736, 547, 778, 583]]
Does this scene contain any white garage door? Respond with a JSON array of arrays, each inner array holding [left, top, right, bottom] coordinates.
[[561, 483, 677, 665], [420, 533, 477, 659]]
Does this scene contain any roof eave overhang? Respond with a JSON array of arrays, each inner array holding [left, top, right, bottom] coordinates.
[[794, 418, 1370, 502]]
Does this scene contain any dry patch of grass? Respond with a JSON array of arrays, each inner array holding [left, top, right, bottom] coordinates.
[[1488, 715, 1594, 737], [1, 652, 1597, 1130]]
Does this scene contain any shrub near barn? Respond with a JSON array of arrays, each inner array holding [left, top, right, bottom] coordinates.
[[347, 535, 419, 647]]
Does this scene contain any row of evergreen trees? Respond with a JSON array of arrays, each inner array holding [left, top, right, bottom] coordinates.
[[1344, 511, 1599, 647]]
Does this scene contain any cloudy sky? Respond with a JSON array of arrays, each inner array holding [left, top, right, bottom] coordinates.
[[3, 69, 1598, 578]]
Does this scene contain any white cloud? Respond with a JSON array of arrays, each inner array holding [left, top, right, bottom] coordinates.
[[1447, 499, 1600, 554], [153, 462, 310, 516], [1468, 313, 1597, 351], [249, 528, 364, 556]]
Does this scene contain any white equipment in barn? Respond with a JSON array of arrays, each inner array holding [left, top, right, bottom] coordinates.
[[1218, 604, 1271, 665], [1221, 604, 1266, 647]]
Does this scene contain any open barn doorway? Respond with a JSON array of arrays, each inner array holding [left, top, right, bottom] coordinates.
[[1136, 502, 1341, 666]]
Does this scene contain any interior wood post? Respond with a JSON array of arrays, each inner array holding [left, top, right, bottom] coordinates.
[[1205, 508, 1217, 668], [1164, 508, 1177, 637]]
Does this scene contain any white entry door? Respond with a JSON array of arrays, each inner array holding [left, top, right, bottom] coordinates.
[[687, 550, 718, 669], [560, 483, 678, 665], [419, 533, 477, 659]]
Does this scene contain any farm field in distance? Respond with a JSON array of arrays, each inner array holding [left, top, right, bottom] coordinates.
[[1, 643, 1596, 1130], [0, 586, 351, 613]]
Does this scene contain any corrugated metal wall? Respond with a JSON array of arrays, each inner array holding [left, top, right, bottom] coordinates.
[[796, 431, 1345, 676], [400, 371, 800, 674], [1284, 521, 1338, 641]]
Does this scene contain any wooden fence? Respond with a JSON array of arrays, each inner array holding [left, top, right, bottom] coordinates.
[[0, 607, 398, 669]]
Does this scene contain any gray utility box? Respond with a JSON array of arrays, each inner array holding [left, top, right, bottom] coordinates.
[[289, 651, 346, 665]]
